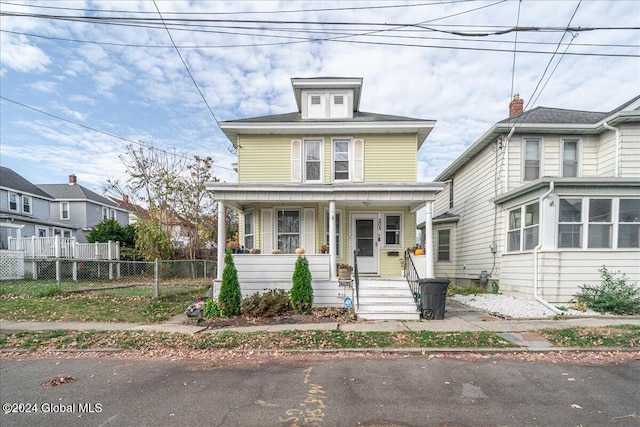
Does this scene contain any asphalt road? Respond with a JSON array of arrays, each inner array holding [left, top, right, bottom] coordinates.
[[1, 356, 638, 427]]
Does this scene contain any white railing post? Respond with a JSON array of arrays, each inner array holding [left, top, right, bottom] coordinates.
[[108, 241, 113, 280], [54, 235, 61, 258]]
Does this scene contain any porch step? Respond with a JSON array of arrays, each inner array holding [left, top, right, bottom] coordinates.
[[356, 279, 420, 321]]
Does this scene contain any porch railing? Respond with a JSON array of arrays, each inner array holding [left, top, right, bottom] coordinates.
[[404, 250, 421, 311], [353, 250, 360, 310]]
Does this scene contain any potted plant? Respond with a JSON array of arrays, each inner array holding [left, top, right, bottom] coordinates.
[[337, 262, 353, 280]]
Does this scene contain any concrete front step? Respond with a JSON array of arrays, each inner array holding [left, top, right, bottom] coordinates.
[[355, 279, 420, 320]]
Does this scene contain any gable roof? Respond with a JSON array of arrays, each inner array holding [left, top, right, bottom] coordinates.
[[37, 183, 117, 207], [109, 196, 151, 220], [436, 94, 640, 182], [0, 167, 53, 199]]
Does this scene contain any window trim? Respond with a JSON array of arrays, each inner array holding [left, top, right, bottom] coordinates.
[[22, 195, 32, 215], [618, 198, 640, 248], [561, 137, 581, 178], [60, 202, 70, 220], [303, 138, 324, 183], [587, 198, 613, 249], [244, 210, 255, 250], [522, 137, 543, 182], [332, 137, 352, 182], [275, 208, 301, 254], [556, 197, 640, 250], [436, 228, 452, 262], [506, 202, 539, 253], [8, 192, 18, 212], [383, 213, 403, 248]]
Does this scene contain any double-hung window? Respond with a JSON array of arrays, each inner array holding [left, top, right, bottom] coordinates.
[[562, 139, 579, 177], [102, 207, 109, 220], [333, 139, 350, 181], [507, 202, 539, 252], [8, 193, 18, 211], [523, 138, 541, 181], [244, 212, 255, 249], [385, 214, 402, 247], [304, 139, 322, 182], [22, 195, 32, 214], [558, 198, 582, 248], [437, 229, 451, 261], [277, 210, 300, 254], [61, 202, 70, 220], [618, 199, 640, 248], [587, 199, 612, 248]]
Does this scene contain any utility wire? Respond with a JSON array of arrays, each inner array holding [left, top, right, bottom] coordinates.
[[0, 96, 236, 172]]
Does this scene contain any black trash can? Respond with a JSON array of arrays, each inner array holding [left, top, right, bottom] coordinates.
[[418, 278, 450, 320]]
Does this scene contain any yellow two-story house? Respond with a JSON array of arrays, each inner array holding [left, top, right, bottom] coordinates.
[[207, 77, 444, 319]]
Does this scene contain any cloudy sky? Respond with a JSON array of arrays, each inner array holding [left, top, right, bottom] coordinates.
[[1, 0, 638, 196]]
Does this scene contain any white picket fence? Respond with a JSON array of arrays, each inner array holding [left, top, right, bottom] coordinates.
[[7, 236, 120, 260]]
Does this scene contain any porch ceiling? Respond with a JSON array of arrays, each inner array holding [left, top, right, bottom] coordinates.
[[206, 182, 444, 212]]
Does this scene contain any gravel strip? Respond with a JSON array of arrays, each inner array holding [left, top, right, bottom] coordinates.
[[450, 294, 601, 319]]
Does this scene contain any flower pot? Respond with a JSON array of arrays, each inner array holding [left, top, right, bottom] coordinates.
[[295, 247, 305, 254], [338, 268, 352, 280]]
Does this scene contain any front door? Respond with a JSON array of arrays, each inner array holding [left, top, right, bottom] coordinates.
[[352, 214, 378, 274]]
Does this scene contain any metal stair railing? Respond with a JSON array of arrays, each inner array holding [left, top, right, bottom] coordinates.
[[353, 250, 360, 310], [404, 250, 421, 311]]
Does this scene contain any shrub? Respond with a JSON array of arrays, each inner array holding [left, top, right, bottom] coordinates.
[[574, 266, 640, 315], [241, 289, 291, 317], [203, 298, 220, 319], [290, 256, 313, 314], [217, 250, 242, 317], [448, 285, 486, 296]]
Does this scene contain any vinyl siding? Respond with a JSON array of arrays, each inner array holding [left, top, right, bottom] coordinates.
[[237, 133, 418, 184], [596, 129, 616, 176], [582, 135, 599, 176], [445, 142, 502, 285], [620, 124, 640, 176], [543, 135, 560, 177], [506, 136, 522, 192]]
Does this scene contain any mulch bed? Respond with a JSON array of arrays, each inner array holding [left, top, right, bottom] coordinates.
[[195, 308, 356, 329]]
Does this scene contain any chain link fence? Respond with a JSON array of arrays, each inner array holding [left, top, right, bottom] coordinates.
[[1, 258, 216, 298]]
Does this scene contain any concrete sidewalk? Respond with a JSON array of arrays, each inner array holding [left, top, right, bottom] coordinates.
[[2, 301, 639, 350]]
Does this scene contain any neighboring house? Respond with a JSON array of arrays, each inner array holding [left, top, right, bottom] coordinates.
[[38, 174, 129, 243], [427, 95, 640, 304], [207, 77, 444, 319], [0, 167, 77, 248], [108, 194, 151, 224]]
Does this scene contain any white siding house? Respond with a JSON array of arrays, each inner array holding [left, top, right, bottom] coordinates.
[[428, 95, 640, 303]]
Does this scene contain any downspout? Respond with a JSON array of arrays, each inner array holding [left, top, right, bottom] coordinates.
[[603, 122, 620, 177], [533, 181, 563, 315]]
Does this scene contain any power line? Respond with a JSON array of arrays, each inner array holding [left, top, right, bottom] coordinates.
[[0, 96, 236, 172]]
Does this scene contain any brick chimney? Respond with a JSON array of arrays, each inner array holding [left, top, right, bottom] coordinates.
[[68, 174, 77, 185], [509, 94, 524, 117]]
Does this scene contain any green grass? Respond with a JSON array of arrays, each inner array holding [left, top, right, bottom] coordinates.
[[0, 329, 518, 351], [0, 283, 208, 324], [540, 325, 640, 347]]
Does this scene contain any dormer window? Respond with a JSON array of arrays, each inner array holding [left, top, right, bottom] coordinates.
[[334, 95, 344, 105], [311, 95, 321, 105]]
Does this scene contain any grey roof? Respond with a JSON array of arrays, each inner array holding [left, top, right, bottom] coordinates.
[[0, 167, 52, 199], [37, 183, 117, 207], [221, 111, 431, 124], [498, 106, 607, 125]]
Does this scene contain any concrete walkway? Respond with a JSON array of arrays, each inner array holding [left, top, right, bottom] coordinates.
[[2, 301, 639, 351]]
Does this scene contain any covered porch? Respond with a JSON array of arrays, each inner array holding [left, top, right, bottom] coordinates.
[[206, 182, 444, 310]]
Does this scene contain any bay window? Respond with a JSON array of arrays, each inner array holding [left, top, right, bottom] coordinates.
[[587, 199, 612, 248], [618, 199, 640, 248], [558, 198, 582, 248], [507, 202, 539, 252]]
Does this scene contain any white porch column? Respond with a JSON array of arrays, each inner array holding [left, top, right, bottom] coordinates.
[[424, 201, 435, 279], [216, 201, 226, 281], [329, 201, 337, 280]]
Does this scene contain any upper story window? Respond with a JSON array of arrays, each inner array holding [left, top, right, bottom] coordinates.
[[22, 195, 32, 214], [384, 214, 402, 247], [110, 209, 116, 220], [61, 202, 70, 220], [102, 207, 109, 220], [507, 202, 539, 252], [562, 138, 579, 177], [8, 192, 18, 211], [304, 139, 322, 182], [523, 138, 541, 181], [333, 139, 350, 181], [244, 211, 255, 250], [448, 179, 454, 210]]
